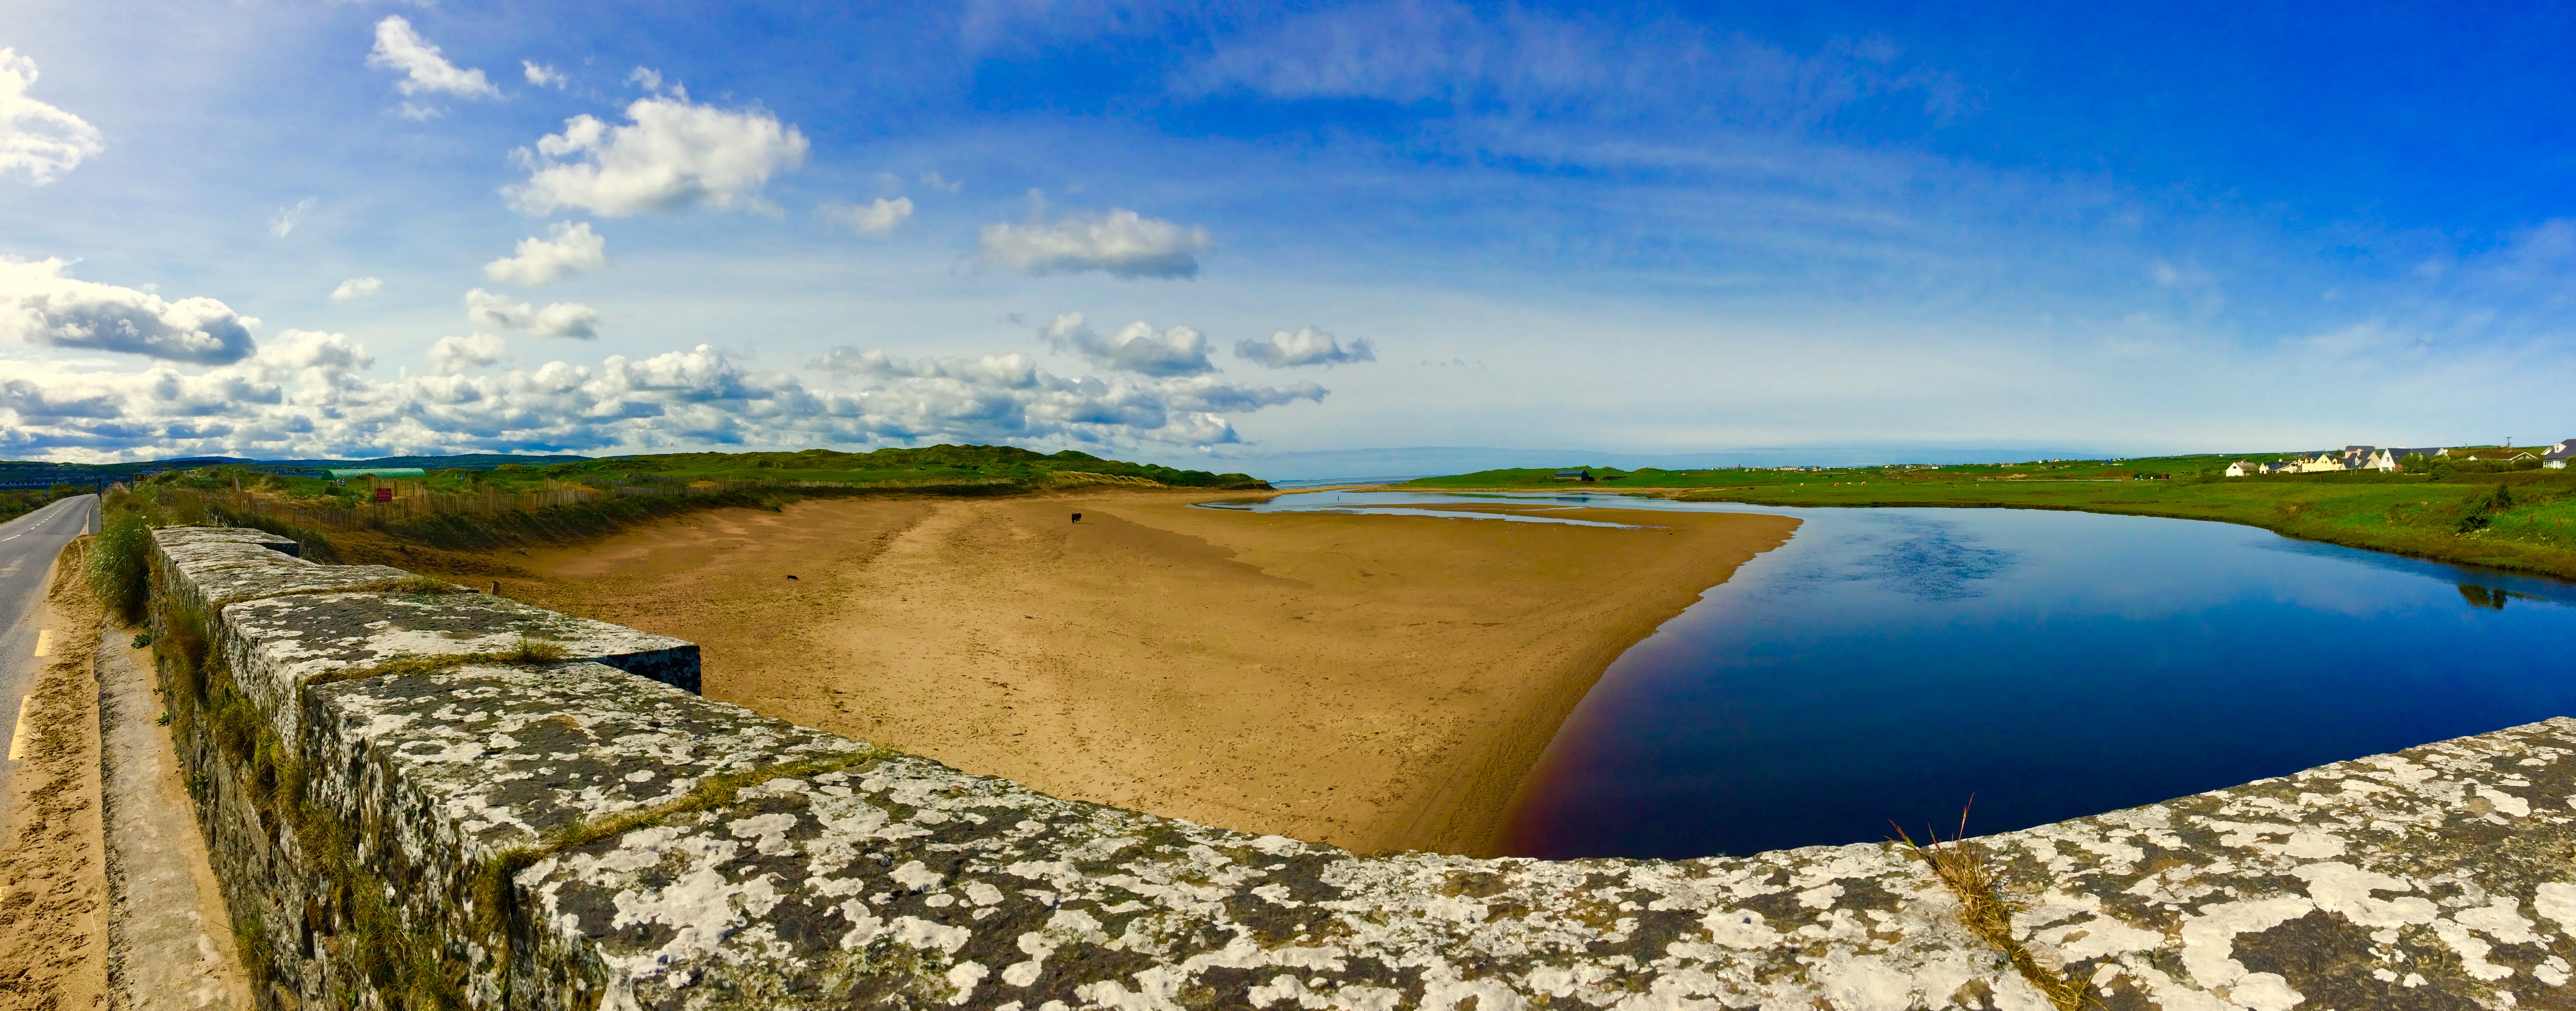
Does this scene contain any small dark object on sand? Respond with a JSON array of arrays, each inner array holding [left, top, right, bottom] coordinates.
[[787, 574, 799, 580], [1072, 513, 1083, 523]]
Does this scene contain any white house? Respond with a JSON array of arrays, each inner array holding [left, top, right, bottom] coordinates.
[[2293, 452, 2346, 473], [2364, 447, 2449, 471], [2545, 439, 2574, 469], [2220, 443, 2504, 476]]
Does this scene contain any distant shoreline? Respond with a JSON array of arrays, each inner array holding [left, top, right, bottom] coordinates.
[[1385, 472, 2576, 585]]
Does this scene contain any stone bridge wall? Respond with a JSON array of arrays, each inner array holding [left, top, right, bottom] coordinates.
[[147, 526, 2576, 1010]]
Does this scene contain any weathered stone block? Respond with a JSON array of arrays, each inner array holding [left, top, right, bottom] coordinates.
[[216, 589, 701, 747], [149, 527, 413, 619], [156, 525, 302, 558]]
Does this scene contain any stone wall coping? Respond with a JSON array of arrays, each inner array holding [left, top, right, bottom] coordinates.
[[150, 527, 2576, 1010]]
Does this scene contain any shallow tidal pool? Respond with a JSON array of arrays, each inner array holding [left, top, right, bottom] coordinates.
[[1218, 491, 2576, 857]]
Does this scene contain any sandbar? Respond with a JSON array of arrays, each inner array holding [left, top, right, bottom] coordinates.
[[470, 492, 1797, 855]]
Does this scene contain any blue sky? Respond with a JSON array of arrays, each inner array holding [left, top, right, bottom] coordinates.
[[2, 0, 2571, 467]]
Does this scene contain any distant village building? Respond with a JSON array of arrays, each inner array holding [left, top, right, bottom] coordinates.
[[1554, 469, 1596, 482], [2207, 443, 2576, 476], [2362, 447, 2448, 472], [2292, 451, 2347, 474], [2225, 445, 2455, 477]]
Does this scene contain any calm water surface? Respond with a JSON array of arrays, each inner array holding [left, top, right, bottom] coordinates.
[[1207, 491, 2576, 858]]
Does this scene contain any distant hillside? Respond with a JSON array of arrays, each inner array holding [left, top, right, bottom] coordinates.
[[0, 453, 593, 484], [569, 445, 1268, 490], [262, 453, 596, 471], [2, 446, 1265, 490]]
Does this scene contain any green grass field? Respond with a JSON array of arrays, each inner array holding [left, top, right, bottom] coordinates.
[[1404, 452, 2576, 581]]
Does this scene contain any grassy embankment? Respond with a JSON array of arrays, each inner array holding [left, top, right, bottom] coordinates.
[[1406, 451, 2576, 581], [90, 444, 1268, 562]]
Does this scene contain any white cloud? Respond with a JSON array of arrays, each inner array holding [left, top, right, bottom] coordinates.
[[0, 327, 373, 459], [1037, 312, 1217, 376], [627, 66, 666, 92], [523, 61, 564, 88], [463, 288, 600, 338], [820, 197, 913, 236], [978, 207, 1210, 279], [427, 332, 508, 375], [807, 346, 1324, 446], [920, 171, 962, 193], [1234, 325, 1376, 368], [0, 48, 104, 185], [270, 197, 317, 238], [0, 258, 258, 364], [330, 277, 383, 300], [483, 222, 608, 285], [530, 302, 600, 338], [0, 331, 1327, 461], [367, 17, 499, 101], [506, 95, 810, 216]]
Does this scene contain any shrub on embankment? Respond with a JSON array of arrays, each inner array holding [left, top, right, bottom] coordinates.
[[89, 496, 154, 624]]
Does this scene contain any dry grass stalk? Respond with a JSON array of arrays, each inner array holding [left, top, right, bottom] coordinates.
[[499, 633, 570, 664], [1892, 800, 2093, 1011]]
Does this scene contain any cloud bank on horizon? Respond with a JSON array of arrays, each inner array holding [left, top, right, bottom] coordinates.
[[1, 0, 2573, 465]]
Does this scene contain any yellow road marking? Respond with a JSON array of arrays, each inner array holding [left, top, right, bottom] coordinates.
[[6, 697, 27, 761], [32, 630, 52, 657]]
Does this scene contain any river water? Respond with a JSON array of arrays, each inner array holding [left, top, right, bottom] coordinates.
[[1201, 491, 2576, 857]]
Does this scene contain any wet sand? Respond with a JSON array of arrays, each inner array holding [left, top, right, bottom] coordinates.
[[473, 492, 1797, 855]]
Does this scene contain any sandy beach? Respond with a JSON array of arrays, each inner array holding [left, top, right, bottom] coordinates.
[[468, 491, 1797, 855]]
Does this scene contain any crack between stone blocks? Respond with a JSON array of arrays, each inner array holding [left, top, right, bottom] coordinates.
[[1893, 828, 2095, 1011]]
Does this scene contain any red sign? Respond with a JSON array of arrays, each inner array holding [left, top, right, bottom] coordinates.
[[374, 487, 393, 503]]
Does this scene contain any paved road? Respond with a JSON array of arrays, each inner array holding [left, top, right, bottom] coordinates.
[[0, 493, 102, 799]]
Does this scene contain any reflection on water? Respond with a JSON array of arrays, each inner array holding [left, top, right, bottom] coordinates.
[[1227, 491, 2576, 858], [1843, 515, 2016, 601], [2458, 584, 2530, 609]]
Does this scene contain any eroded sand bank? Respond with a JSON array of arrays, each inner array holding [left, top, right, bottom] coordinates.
[[490, 492, 1797, 855]]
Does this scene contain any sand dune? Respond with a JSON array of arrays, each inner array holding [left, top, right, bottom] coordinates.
[[491, 491, 1797, 855]]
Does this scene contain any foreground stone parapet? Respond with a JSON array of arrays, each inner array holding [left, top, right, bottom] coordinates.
[[149, 526, 412, 618], [149, 527, 2576, 1010], [221, 589, 700, 745]]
